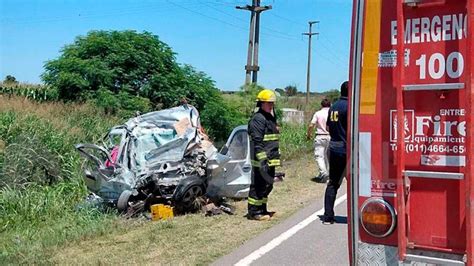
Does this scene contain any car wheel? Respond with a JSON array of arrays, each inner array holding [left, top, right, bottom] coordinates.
[[117, 190, 132, 213], [177, 185, 204, 212]]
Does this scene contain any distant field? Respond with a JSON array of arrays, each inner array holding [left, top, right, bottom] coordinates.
[[222, 91, 337, 124]]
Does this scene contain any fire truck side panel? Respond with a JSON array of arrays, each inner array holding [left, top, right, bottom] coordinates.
[[350, 0, 471, 264]]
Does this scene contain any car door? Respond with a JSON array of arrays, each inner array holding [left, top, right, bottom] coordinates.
[[75, 143, 135, 201], [207, 125, 251, 199], [75, 144, 116, 193]]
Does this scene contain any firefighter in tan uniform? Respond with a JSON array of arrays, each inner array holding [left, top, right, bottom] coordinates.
[[247, 89, 281, 221]]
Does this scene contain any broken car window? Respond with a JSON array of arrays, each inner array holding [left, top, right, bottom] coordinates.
[[227, 130, 248, 160]]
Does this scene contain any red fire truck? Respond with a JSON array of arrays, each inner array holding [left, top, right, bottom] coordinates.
[[348, 0, 473, 264]]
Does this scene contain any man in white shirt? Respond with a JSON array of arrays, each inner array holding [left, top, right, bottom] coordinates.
[[306, 98, 331, 183]]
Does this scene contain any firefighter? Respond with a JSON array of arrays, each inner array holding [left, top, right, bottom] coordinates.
[[247, 89, 281, 221]]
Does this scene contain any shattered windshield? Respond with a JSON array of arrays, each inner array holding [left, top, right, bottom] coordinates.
[[133, 126, 193, 169], [132, 126, 180, 169]]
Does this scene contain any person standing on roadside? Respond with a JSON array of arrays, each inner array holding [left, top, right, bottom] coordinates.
[[322, 81, 348, 225], [306, 98, 331, 183], [247, 89, 281, 221]]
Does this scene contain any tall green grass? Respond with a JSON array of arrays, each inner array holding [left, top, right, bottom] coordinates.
[[0, 96, 122, 263], [279, 123, 312, 160]]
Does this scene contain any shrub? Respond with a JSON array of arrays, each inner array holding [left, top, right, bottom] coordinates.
[[1, 135, 62, 188], [201, 100, 246, 142]]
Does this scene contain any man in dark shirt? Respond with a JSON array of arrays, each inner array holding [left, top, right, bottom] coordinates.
[[323, 81, 348, 224]]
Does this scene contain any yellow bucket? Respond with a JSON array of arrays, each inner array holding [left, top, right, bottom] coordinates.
[[150, 204, 174, 221]]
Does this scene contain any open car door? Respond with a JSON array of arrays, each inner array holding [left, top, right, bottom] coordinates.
[[207, 125, 251, 199], [75, 143, 134, 201]]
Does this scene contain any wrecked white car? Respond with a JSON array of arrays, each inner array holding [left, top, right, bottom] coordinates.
[[75, 106, 252, 213]]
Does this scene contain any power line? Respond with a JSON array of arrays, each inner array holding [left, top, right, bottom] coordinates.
[[167, 0, 297, 42], [312, 46, 348, 70], [167, 0, 248, 31], [201, 2, 300, 40], [320, 35, 349, 57], [267, 12, 302, 26], [2, 2, 203, 25], [316, 39, 349, 66]]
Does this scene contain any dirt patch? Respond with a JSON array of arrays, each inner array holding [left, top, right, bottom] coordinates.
[[52, 154, 325, 265]]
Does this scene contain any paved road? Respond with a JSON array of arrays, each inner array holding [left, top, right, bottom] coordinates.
[[214, 186, 349, 266]]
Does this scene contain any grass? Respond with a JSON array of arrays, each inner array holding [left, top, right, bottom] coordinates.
[[51, 154, 324, 265], [0, 95, 322, 264], [0, 96, 121, 264]]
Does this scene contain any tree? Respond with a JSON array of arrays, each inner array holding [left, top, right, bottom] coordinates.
[[42, 30, 231, 140], [3, 75, 18, 85], [42, 30, 182, 104], [275, 88, 285, 96], [284, 85, 297, 96]]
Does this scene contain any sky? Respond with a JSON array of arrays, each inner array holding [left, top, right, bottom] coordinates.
[[0, 0, 352, 92]]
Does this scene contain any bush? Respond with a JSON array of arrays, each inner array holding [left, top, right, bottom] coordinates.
[[201, 100, 246, 142], [94, 88, 151, 117], [1, 135, 62, 188]]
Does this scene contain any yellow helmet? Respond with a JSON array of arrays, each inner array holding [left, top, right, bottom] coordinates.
[[256, 89, 276, 102]]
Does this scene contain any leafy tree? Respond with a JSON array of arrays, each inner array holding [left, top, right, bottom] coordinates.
[[42, 30, 181, 102], [145, 64, 220, 111], [275, 88, 285, 96], [238, 83, 266, 118], [201, 100, 246, 142], [42, 30, 222, 124], [42, 30, 235, 141], [3, 75, 19, 85], [284, 85, 298, 96]]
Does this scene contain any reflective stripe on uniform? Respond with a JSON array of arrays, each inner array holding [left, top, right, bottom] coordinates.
[[262, 197, 268, 204], [248, 197, 262, 206], [251, 160, 261, 167], [256, 152, 267, 161], [263, 134, 279, 141], [268, 159, 281, 167]]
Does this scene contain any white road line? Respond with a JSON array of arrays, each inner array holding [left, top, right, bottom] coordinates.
[[234, 194, 348, 266]]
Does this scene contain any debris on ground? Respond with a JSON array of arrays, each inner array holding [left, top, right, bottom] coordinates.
[[200, 198, 236, 217]]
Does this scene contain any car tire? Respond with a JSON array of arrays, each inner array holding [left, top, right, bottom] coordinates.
[[117, 190, 132, 213], [176, 184, 204, 213]]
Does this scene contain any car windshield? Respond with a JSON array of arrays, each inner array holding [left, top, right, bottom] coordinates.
[[132, 125, 181, 169]]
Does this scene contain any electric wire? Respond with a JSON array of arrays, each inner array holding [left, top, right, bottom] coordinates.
[[1, 2, 202, 25]]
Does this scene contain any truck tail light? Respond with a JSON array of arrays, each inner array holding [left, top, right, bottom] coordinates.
[[360, 198, 396, 238]]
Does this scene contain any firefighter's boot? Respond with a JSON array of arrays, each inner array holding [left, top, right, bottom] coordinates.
[[262, 203, 276, 217], [248, 213, 271, 221]]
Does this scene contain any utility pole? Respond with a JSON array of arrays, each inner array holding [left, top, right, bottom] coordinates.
[[303, 21, 319, 104], [237, 0, 272, 86]]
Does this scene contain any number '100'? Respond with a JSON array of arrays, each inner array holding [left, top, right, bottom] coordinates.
[[415, 52, 464, 80]]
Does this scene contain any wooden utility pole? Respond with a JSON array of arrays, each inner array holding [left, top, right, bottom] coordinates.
[[237, 0, 272, 86], [303, 21, 319, 104]]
